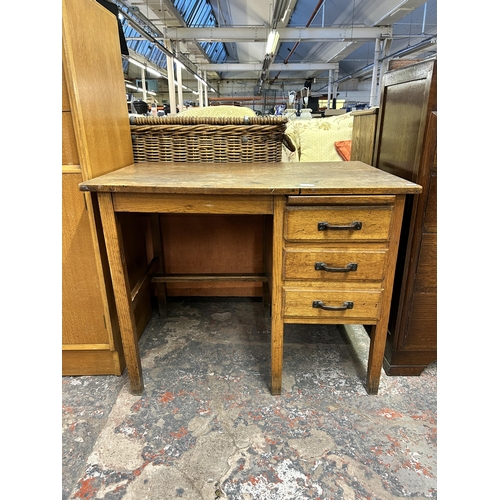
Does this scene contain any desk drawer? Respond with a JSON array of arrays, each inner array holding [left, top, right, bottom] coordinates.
[[283, 247, 387, 281], [284, 206, 392, 241], [283, 284, 382, 321]]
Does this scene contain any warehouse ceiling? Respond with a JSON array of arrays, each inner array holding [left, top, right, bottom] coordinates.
[[113, 0, 437, 96]]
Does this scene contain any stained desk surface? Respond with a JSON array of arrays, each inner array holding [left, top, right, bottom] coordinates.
[[79, 161, 422, 195]]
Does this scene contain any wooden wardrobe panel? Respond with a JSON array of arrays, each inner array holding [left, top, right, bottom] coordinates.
[[62, 111, 79, 165], [376, 60, 437, 375], [62, 64, 71, 112], [413, 233, 437, 292], [62, 0, 152, 375], [424, 174, 437, 233], [402, 293, 437, 351], [62, 172, 109, 345], [62, 0, 133, 180]]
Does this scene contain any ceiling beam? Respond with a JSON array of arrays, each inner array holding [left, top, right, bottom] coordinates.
[[198, 63, 339, 71], [164, 26, 393, 42]]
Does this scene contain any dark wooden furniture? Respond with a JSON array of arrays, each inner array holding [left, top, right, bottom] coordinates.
[[373, 59, 437, 375], [80, 161, 420, 396]]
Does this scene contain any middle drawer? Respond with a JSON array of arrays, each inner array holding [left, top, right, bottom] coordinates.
[[284, 205, 393, 241], [283, 247, 387, 281]]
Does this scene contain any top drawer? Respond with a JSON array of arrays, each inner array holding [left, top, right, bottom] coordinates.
[[284, 206, 393, 241]]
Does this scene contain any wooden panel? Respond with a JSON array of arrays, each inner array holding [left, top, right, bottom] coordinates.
[[162, 282, 263, 297], [62, 0, 153, 376], [62, 172, 109, 345], [132, 279, 153, 337], [62, 111, 79, 165], [402, 293, 437, 350], [423, 173, 437, 233], [62, 0, 133, 180], [62, 64, 71, 111], [62, 349, 123, 376], [161, 214, 265, 274], [118, 213, 152, 289], [377, 81, 427, 180], [62, 344, 110, 350], [375, 60, 437, 182], [285, 206, 393, 241], [287, 194, 395, 206], [376, 61, 437, 375], [160, 213, 265, 296], [283, 247, 387, 281], [414, 233, 437, 292], [383, 348, 436, 375], [113, 193, 274, 214], [351, 108, 378, 165]]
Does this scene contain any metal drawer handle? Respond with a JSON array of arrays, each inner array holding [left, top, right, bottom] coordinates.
[[314, 262, 358, 273], [317, 221, 362, 231], [312, 300, 354, 311]]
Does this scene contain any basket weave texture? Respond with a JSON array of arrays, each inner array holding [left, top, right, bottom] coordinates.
[[130, 115, 291, 163]]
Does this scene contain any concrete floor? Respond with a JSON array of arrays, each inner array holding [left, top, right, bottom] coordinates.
[[62, 298, 437, 499]]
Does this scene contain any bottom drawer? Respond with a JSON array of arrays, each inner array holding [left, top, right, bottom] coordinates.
[[283, 286, 381, 321]]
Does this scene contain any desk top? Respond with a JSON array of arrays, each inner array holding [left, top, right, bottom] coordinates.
[[79, 161, 421, 196]]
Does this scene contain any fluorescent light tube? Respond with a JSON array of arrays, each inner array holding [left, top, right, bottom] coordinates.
[[265, 30, 280, 55]]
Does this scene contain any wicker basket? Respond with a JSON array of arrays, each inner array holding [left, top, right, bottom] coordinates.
[[130, 115, 294, 163]]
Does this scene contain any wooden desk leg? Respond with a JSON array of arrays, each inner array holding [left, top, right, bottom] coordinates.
[[270, 196, 285, 395], [366, 323, 386, 394], [98, 193, 144, 394], [271, 317, 284, 395], [150, 214, 168, 318], [366, 194, 406, 395]]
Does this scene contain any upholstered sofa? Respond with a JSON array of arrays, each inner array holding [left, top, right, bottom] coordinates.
[[281, 112, 355, 162]]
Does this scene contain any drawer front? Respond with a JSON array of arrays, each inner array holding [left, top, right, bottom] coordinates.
[[284, 248, 387, 281], [283, 286, 382, 321], [285, 206, 392, 241]]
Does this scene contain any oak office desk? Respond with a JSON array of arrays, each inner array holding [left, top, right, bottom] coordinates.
[[80, 161, 421, 396]]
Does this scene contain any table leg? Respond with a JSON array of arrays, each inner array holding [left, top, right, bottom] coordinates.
[[366, 323, 386, 394], [366, 194, 406, 395], [150, 214, 168, 317], [98, 193, 144, 394], [271, 319, 284, 395], [270, 196, 285, 395]]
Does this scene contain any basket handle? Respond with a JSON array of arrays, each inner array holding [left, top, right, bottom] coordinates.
[[282, 134, 296, 152]]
